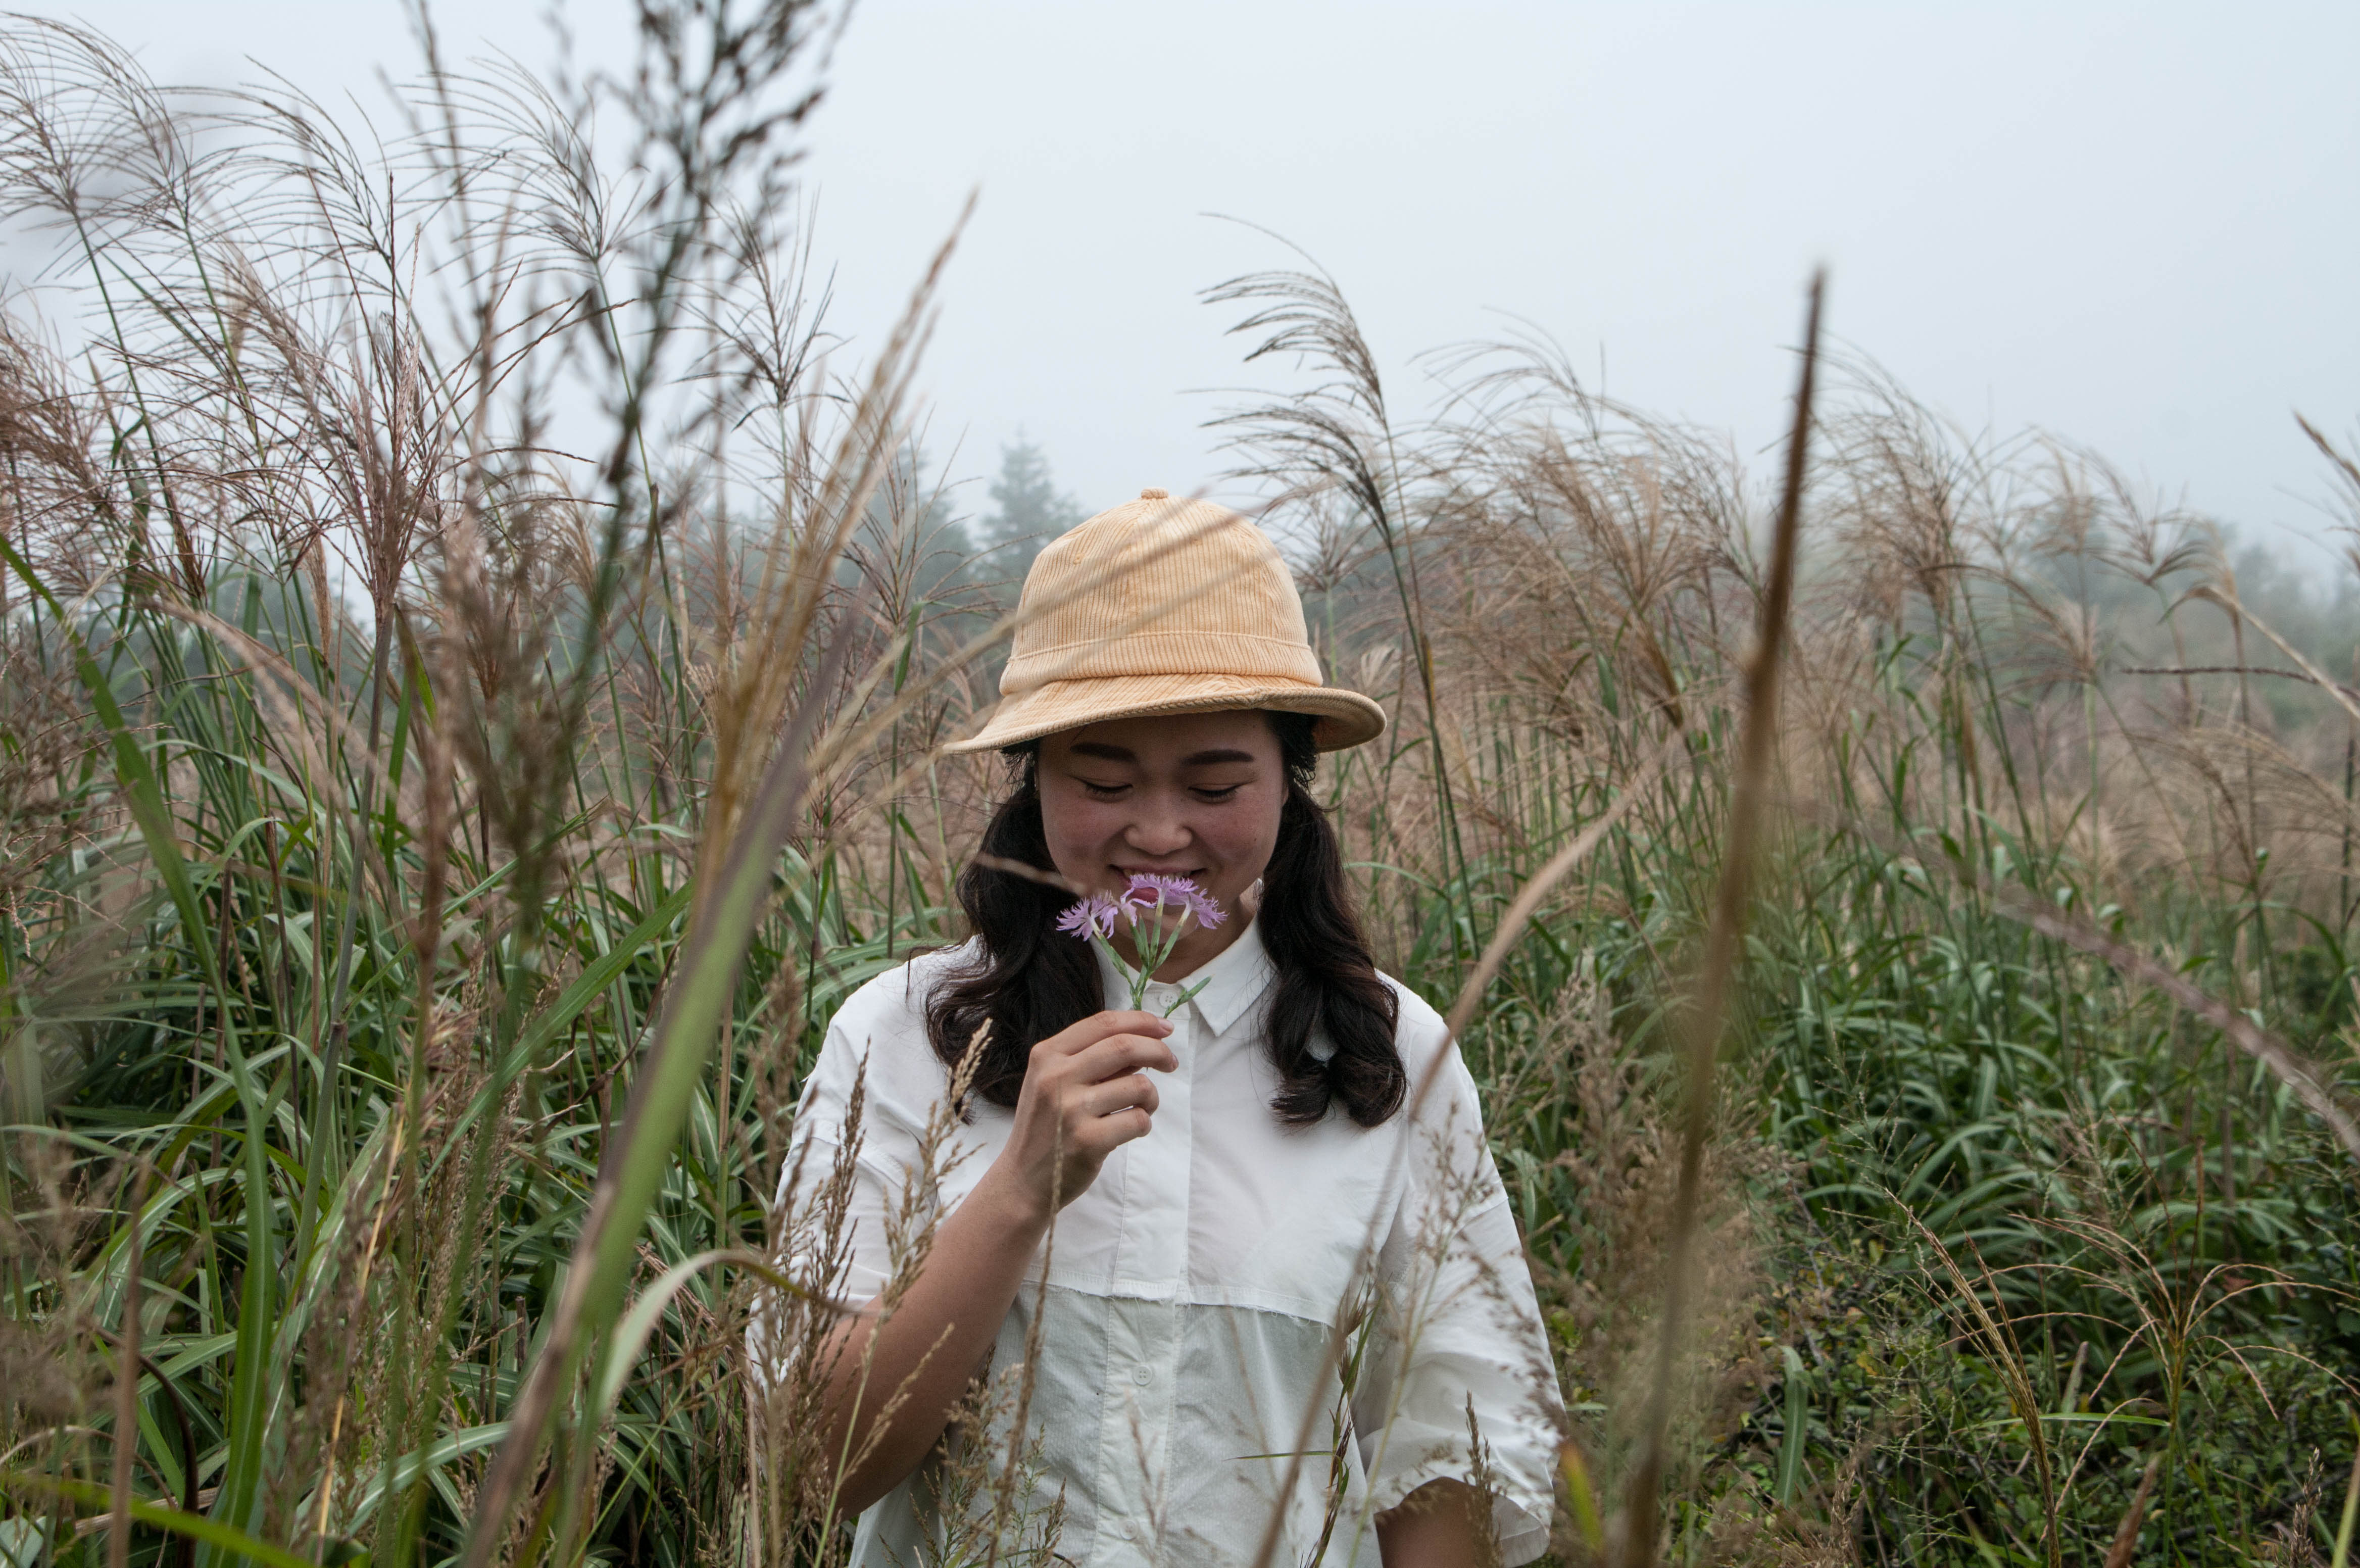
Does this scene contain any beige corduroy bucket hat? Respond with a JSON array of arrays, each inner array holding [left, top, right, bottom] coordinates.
[[945, 487, 1387, 755]]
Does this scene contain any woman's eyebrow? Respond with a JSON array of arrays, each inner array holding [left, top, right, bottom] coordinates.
[[1181, 748, 1257, 766], [1067, 742, 1136, 762]]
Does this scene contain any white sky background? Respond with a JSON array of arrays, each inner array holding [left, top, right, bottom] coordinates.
[[16, 1, 2360, 568]]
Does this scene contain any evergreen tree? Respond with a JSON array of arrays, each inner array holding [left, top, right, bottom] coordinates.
[[976, 438, 1084, 587]]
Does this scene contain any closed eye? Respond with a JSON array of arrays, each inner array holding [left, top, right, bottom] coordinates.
[[1192, 784, 1244, 802], [1078, 778, 1131, 799]]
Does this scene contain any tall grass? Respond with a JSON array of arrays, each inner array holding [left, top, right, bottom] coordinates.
[[2, 9, 2357, 1567]]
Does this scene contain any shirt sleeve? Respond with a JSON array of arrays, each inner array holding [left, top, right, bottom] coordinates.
[[1350, 1027, 1564, 1566]]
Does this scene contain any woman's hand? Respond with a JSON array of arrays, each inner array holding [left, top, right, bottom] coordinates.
[[986, 1009, 1175, 1221]]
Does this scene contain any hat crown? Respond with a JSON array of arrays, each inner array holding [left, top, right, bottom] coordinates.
[[1002, 491, 1322, 699]]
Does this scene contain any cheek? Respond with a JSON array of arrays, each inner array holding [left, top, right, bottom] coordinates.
[[1207, 786, 1284, 872], [1038, 791, 1117, 871]]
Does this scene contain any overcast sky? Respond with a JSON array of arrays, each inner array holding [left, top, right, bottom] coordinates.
[[18, 2, 2360, 565]]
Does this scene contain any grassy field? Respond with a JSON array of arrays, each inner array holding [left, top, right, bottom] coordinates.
[[3, 8, 2357, 1566]]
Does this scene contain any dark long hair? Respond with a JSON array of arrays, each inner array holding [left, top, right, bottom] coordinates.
[[926, 711, 1405, 1126]]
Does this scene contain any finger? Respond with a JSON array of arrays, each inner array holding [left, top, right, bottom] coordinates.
[[1036, 1010, 1171, 1059], [1071, 1073, 1158, 1122], [1067, 1034, 1180, 1083], [1069, 1105, 1154, 1157]]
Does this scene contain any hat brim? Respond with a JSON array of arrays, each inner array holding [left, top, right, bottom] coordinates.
[[942, 672, 1387, 755]]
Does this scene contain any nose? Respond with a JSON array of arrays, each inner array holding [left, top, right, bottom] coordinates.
[[1122, 812, 1192, 859]]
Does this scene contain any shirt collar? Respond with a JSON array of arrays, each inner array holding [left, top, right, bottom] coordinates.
[[1184, 918, 1279, 1034], [1094, 917, 1277, 1036]]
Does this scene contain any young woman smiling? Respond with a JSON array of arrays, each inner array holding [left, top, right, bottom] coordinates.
[[774, 489, 1562, 1567]]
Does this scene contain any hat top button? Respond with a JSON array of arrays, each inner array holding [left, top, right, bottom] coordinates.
[[1139, 486, 1169, 500]]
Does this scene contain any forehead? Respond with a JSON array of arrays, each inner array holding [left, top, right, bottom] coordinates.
[[1042, 710, 1277, 767]]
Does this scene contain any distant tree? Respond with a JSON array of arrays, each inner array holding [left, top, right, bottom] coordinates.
[[976, 438, 1085, 589]]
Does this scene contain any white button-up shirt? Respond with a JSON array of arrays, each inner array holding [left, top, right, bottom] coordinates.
[[777, 921, 1563, 1566]]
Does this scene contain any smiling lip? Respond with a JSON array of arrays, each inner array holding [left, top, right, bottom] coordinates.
[[1113, 865, 1204, 878]]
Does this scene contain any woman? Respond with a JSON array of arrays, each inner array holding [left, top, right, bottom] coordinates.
[[775, 489, 1562, 1566]]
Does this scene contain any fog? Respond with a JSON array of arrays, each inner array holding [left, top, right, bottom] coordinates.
[[19, 1, 2360, 564]]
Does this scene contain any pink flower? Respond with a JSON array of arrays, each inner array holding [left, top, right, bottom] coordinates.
[[1121, 873, 1226, 932], [1055, 894, 1121, 941], [1057, 875, 1225, 959], [1054, 873, 1226, 1014]]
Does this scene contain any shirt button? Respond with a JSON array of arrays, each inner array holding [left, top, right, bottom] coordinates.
[[1132, 1366, 1152, 1386]]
